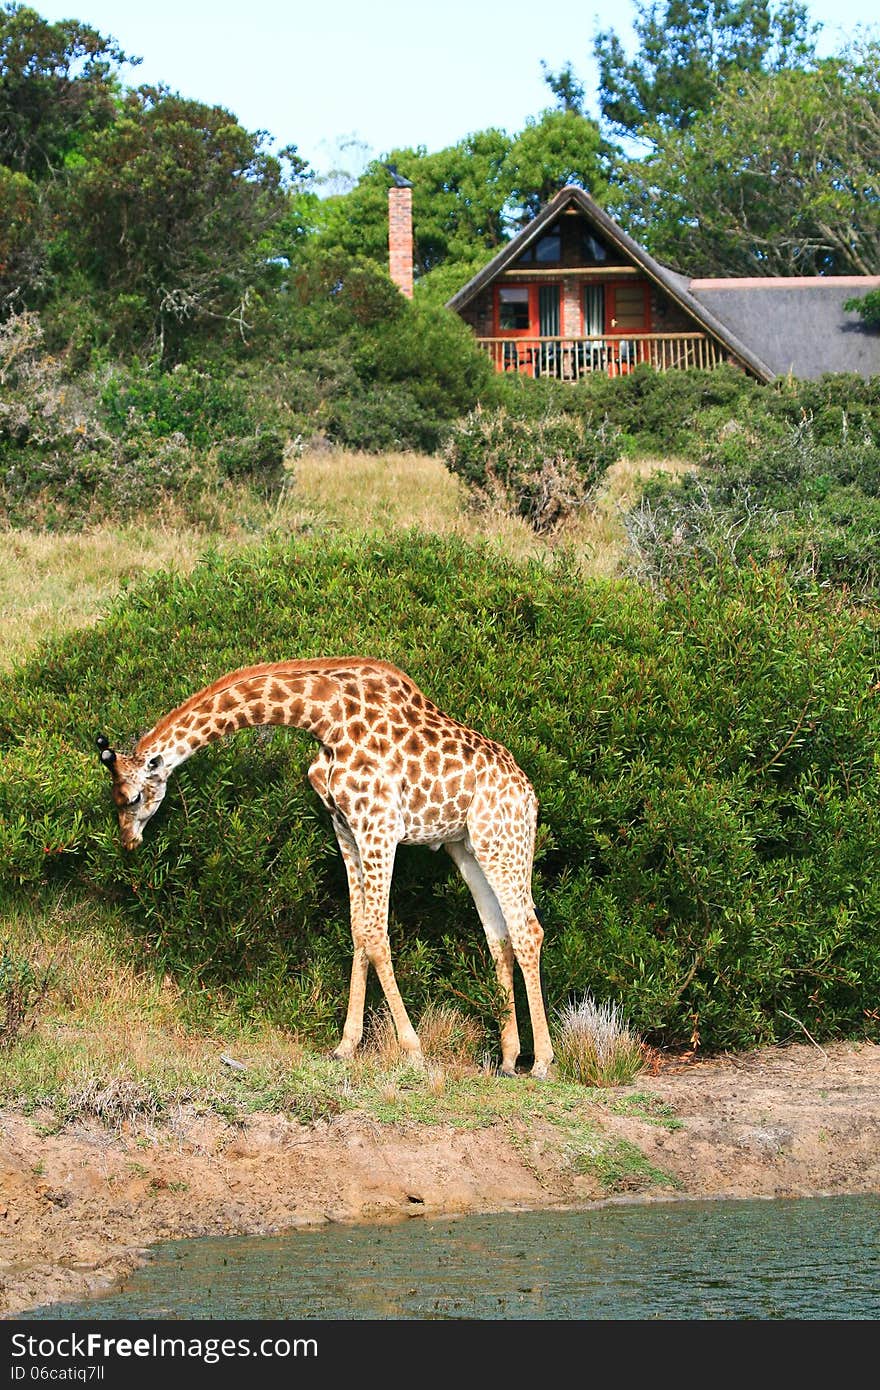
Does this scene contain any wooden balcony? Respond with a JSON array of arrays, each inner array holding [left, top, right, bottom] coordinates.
[[476, 333, 723, 378]]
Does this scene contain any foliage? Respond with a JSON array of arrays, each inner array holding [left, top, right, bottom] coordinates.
[[0, 2, 131, 178], [315, 134, 513, 277], [485, 361, 880, 466], [58, 85, 297, 359], [611, 45, 880, 275], [503, 110, 611, 223], [844, 287, 880, 328], [314, 112, 612, 280], [624, 399, 880, 595], [98, 359, 260, 447], [0, 164, 42, 310], [594, 0, 819, 138], [272, 250, 493, 452], [0, 312, 290, 527], [1, 533, 878, 1053], [443, 402, 619, 531]]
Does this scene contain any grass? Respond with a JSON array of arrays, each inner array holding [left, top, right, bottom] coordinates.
[[0, 449, 693, 672], [553, 993, 647, 1087], [0, 892, 678, 1195]]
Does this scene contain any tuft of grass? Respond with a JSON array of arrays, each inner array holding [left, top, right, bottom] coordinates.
[[61, 1075, 165, 1131], [417, 1002, 485, 1068], [554, 993, 646, 1088]]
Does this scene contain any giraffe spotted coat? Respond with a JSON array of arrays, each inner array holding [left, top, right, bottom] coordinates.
[[98, 659, 554, 1077]]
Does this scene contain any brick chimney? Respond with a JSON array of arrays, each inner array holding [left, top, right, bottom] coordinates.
[[388, 185, 414, 299]]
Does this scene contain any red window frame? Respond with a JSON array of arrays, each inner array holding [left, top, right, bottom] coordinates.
[[494, 283, 538, 337]]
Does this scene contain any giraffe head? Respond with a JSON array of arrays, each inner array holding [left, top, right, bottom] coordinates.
[[96, 736, 169, 849]]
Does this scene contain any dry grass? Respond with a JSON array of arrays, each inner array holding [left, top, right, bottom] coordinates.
[[0, 524, 209, 673], [554, 993, 646, 1087], [558, 454, 697, 577], [0, 448, 695, 673], [360, 1002, 485, 1065]]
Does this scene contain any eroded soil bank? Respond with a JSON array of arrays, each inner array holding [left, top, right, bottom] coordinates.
[[2, 1040, 879, 1318]]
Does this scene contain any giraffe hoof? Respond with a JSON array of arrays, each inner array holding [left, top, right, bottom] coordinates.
[[530, 1061, 552, 1080], [500, 1066, 518, 1079]]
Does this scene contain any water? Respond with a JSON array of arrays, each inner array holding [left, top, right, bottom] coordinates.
[[23, 1195, 880, 1321]]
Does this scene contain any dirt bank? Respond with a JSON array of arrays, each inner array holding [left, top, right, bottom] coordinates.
[[2, 1040, 879, 1319]]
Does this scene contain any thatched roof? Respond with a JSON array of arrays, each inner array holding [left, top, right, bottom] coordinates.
[[688, 278, 880, 380]]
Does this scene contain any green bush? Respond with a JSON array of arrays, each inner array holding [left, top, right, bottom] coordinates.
[[1, 533, 878, 1053], [99, 360, 257, 447], [215, 429, 287, 491], [323, 383, 443, 454], [626, 417, 880, 594], [0, 314, 297, 526], [488, 365, 880, 463], [444, 404, 620, 531]]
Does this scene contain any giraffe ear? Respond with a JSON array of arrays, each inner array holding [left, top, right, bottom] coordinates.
[[96, 735, 117, 769]]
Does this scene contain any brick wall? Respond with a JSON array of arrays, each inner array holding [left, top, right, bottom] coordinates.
[[561, 278, 582, 337], [388, 187, 414, 299]]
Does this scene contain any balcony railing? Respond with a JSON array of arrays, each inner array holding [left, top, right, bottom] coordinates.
[[476, 333, 722, 378]]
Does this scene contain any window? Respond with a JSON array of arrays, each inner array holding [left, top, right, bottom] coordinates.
[[498, 286, 530, 330], [581, 231, 609, 264], [517, 223, 562, 265]]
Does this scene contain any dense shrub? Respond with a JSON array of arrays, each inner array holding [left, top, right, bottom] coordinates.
[[1, 533, 878, 1053], [489, 364, 880, 463], [267, 251, 493, 453], [0, 314, 295, 527], [626, 417, 880, 594], [444, 404, 619, 531], [215, 430, 288, 491], [99, 360, 258, 447]]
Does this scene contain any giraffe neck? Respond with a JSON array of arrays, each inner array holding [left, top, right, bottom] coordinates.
[[136, 662, 346, 770]]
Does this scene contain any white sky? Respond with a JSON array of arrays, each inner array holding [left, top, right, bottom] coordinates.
[[28, 0, 880, 178]]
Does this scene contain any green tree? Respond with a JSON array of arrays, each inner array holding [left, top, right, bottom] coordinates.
[[505, 109, 611, 222], [539, 59, 587, 114], [61, 85, 305, 358], [844, 287, 880, 327], [610, 45, 880, 275], [316, 112, 611, 278], [0, 2, 131, 178], [316, 129, 513, 277], [594, 0, 819, 138]]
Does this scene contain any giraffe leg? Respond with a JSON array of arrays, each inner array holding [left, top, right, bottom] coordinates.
[[330, 818, 370, 1060], [445, 839, 520, 1075], [357, 835, 424, 1067], [308, 757, 370, 1061], [466, 816, 554, 1080]]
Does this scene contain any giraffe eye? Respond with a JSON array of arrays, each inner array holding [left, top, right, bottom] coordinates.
[[128, 792, 143, 808]]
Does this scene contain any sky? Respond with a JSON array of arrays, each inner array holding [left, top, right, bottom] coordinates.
[[28, 0, 880, 181]]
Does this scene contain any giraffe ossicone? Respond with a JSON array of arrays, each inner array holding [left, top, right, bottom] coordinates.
[[97, 657, 554, 1078]]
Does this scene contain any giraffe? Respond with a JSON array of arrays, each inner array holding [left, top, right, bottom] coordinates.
[[96, 657, 554, 1078]]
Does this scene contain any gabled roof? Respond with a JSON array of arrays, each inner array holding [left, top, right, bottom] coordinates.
[[446, 186, 776, 382], [446, 185, 880, 383]]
